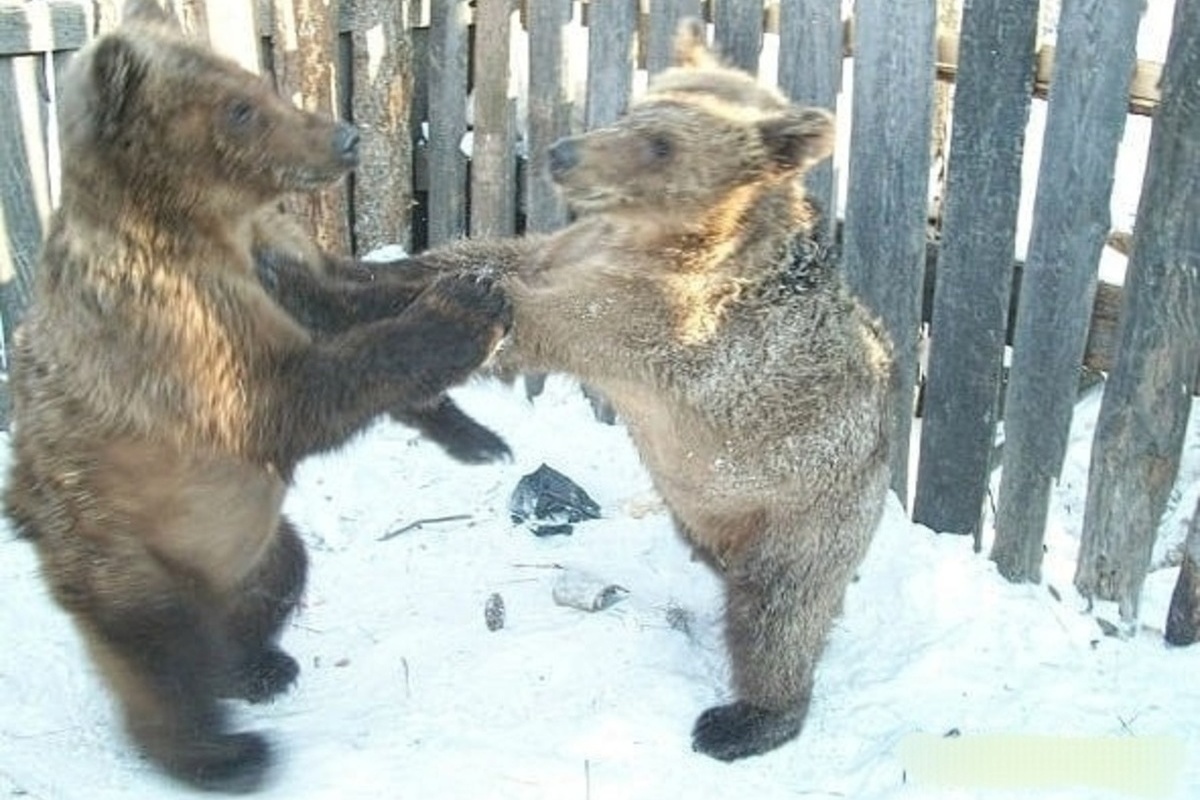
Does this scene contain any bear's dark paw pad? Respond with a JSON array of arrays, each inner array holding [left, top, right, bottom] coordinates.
[[691, 701, 803, 762], [232, 647, 299, 704], [176, 732, 273, 794]]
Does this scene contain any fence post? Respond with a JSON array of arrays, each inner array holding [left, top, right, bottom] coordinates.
[[351, 0, 414, 252], [777, 0, 842, 238], [712, 0, 762, 75], [425, 0, 470, 246], [990, 0, 1143, 582], [840, 0, 937, 504], [270, 0, 352, 252], [470, 0, 516, 238], [911, 0, 1039, 542], [646, 0, 702, 76], [524, 0, 572, 234], [1074, 0, 1200, 624]]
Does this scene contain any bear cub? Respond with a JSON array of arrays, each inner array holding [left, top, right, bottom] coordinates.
[[494, 20, 895, 761], [3, 0, 508, 792]]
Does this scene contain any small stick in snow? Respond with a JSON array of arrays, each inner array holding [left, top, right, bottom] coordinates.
[[377, 514, 473, 541]]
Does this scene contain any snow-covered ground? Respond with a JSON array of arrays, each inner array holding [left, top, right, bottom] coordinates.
[[1, 376, 1197, 799]]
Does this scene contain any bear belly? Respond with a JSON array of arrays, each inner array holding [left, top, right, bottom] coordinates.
[[93, 438, 287, 593]]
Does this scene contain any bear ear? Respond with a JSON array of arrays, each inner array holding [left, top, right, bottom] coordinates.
[[89, 36, 147, 142], [672, 17, 723, 69], [121, 0, 179, 29], [758, 108, 836, 173]]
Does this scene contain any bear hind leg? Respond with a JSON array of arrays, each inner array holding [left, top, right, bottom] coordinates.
[[692, 529, 857, 761], [80, 585, 272, 793], [220, 517, 309, 704]]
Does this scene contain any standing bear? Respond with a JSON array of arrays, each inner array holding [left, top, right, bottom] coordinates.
[[2, 0, 509, 792], [490, 21, 895, 761]]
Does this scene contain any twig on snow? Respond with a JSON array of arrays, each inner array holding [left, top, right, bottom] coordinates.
[[377, 514, 473, 541]]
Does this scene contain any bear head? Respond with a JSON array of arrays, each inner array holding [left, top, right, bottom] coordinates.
[[56, 0, 359, 221], [546, 18, 834, 219]]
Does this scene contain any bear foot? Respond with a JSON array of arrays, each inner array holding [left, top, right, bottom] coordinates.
[[691, 701, 804, 761], [223, 647, 299, 704], [163, 731, 273, 795]]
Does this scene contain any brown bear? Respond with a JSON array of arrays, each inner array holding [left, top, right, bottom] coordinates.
[[486, 20, 895, 761], [2, 0, 509, 792]]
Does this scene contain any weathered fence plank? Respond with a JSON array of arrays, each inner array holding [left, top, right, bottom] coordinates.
[[0, 54, 52, 362], [777, 0, 842, 240], [646, 0, 702, 75], [425, 0, 470, 246], [840, 0, 936, 503], [0, 1, 88, 55], [197, 0, 261, 72], [270, 0, 351, 252], [990, 0, 1144, 582], [585, 0, 637, 130], [713, 0, 762, 75], [350, 0, 414, 252], [524, 0, 572, 234], [471, 0, 517, 237], [1075, 0, 1200, 623], [912, 0, 1039, 541]]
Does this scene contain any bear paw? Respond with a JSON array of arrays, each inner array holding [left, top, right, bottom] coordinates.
[[691, 700, 804, 762], [224, 647, 299, 704], [169, 731, 273, 795]]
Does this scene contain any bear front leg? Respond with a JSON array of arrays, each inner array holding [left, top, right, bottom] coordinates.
[[77, 583, 271, 793], [220, 518, 309, 704], [258, 271, 511, 467], [255, 247, 440, 334], [390, 394, 512, 464], [692, 524, 857, 762]]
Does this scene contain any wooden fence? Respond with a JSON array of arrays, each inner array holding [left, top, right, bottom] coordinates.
[[0, 0, 1197, 632]]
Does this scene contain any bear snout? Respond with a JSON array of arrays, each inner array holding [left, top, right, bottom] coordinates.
[[333, 123, 361, 167], [547, 137, 580, 178]]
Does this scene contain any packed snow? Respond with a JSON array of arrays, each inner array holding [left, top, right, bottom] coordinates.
[[1, 376, 1197, 799]]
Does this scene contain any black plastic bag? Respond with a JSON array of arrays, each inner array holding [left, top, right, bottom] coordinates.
[[508, 464, 602, 536]]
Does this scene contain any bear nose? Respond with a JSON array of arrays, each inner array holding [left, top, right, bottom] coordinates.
[[333, 123, 361, 166], [547, 138, 579, 178]]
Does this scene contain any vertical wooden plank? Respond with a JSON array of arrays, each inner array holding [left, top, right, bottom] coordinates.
[[840, 0, 936, 504], [712, 0, 761, 74], [1075, 0, 1200, 623], [351, 0, 414, 252], [585, 0, 637, 130], [271, 0, 351, 252], [471, 0, 516, 237], [911, 0, 1040, 541], [198, 0, 261, 72], [776, 0, 841, 231], [425, 0, 470, 246], [0, 55, 52, 360], [525, 0, 572, 233], [647, 0, 702, 75], [581, 0, 639, 422], [989, 0, 1144, 583]]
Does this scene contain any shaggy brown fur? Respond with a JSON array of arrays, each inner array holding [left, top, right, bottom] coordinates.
[[491, 20, 894, 760], [2, 1, 508, 792]]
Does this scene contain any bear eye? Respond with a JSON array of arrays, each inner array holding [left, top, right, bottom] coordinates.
[[227, 99, 256, 130], [646, 134, 673, 163]]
